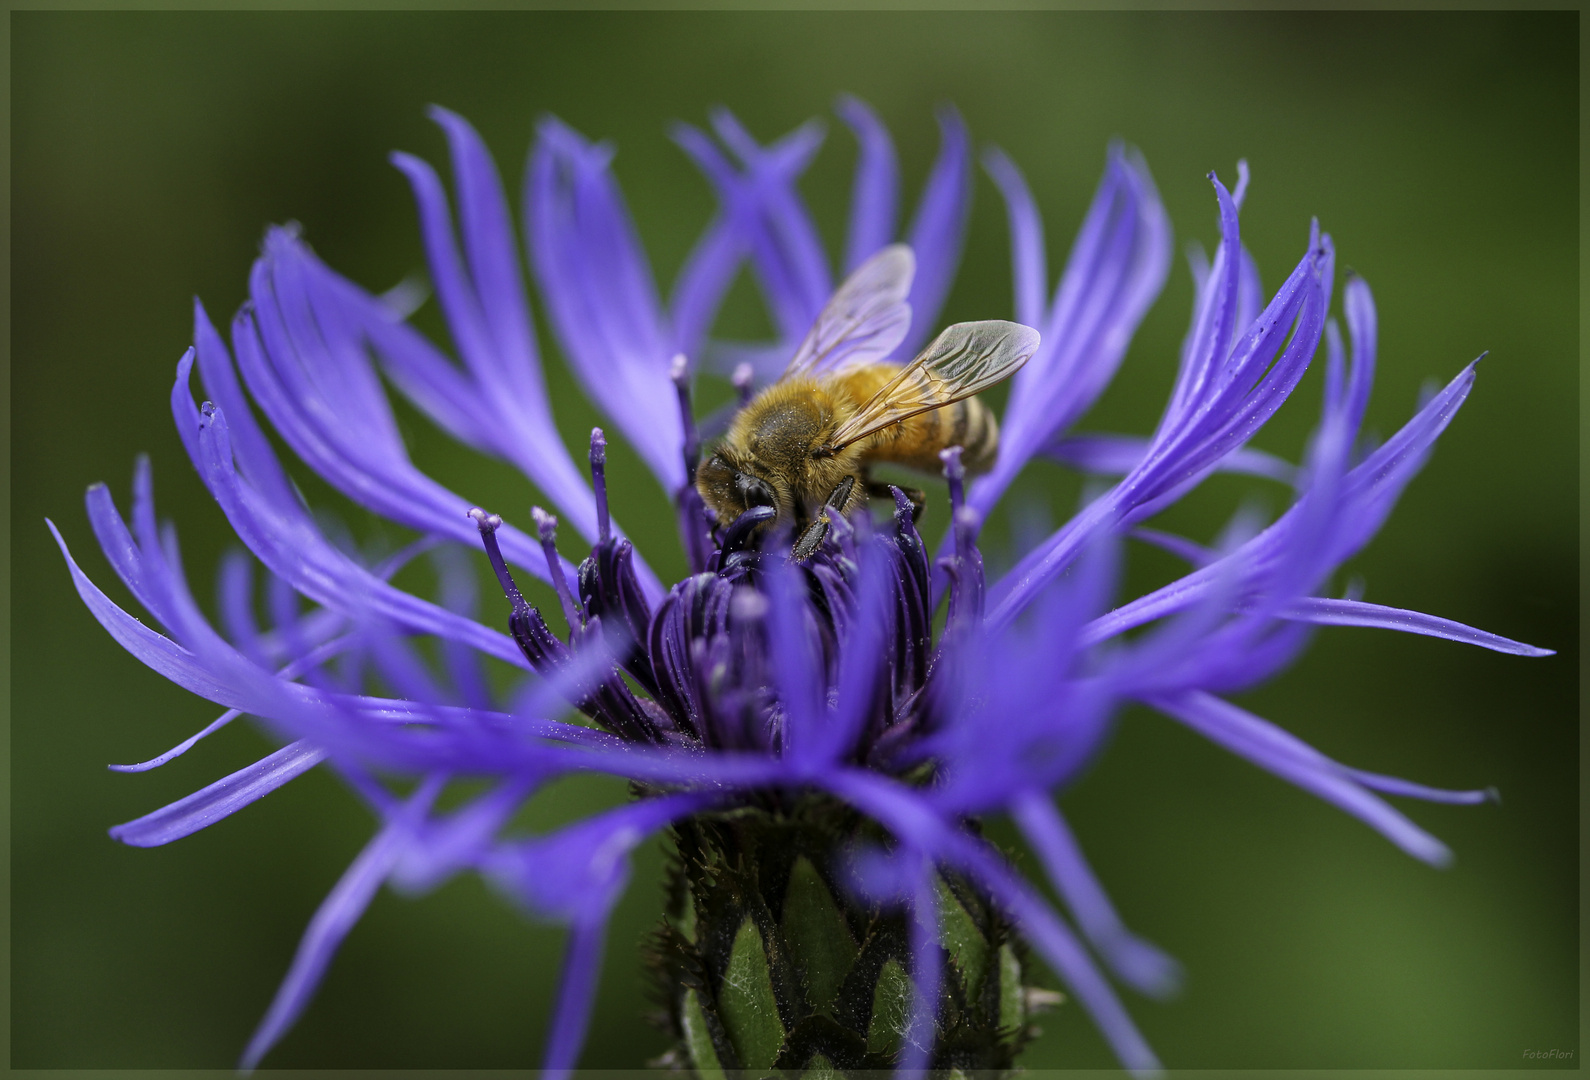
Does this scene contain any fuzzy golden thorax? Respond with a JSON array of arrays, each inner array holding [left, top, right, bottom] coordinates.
[[697, 377, 868, 529]]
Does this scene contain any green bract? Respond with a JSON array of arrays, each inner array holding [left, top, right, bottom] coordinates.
[[646, 799, 1053, 1075]]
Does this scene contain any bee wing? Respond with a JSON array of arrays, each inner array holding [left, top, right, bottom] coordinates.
[[826, 320, 1041, 450], [784, 244, 915, 379]]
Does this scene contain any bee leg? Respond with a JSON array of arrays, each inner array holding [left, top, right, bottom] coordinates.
[[825, 475, 858, 514], [791, 476, 857, 562], [791, 517, 829, 563], [866, 481, 927, 523]]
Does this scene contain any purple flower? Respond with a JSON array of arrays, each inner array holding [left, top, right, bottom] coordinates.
[[53, 99, 1549, 1075]]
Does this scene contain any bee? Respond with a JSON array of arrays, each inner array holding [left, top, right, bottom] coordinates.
[[697, 244, 1041, 560]]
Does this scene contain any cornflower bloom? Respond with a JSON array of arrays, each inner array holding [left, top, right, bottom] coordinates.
[[53, 98, 1550, 1075]]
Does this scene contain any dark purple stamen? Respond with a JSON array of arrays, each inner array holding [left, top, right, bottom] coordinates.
[[677, 487, 715, 577], [471, 508, 663, 745], [939, 445, 966, 515], [885, 486, 933, 715], [725, 587, 774, 752], [589, 427, 611, 545], [670, 355, 715, 574], [577, 534, 659, 697], [940, 447, 975, 562], [468, 508, 522, 605], [731, 361, 755, 407], [953, 506, 984, 564], [471, 506, 573, 675], [951, 506, 986, 624], [649, 572, 732, 742], [531, 506, 583, 631], [671, 353, 701, 485], [714, 505, 776, 573], [937, 448, 985, 629], [824, 505, 856, 554]]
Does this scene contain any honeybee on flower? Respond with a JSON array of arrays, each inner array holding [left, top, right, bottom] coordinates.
[[52, 96, 1549, 1075]]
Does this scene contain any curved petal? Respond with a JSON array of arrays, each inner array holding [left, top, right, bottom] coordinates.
[[981, 146, 1046, 330], [1279, 596, 1553, 656], [835, 94, 900, 272], [527, 117, 685, 492], [1148, 691, 1454, 866], [1079, 361, 1484, 647], [1010, 792, 1182, 997], [112, 740, 327, 849], [193, 401, 528, 668], [825, 771, 1162, 1076], [673, 113, 830, 342], [484, 792, 718, 1075], [240, 776, 445, 1070], [1045, 434, 1297, 484], [987, 200, 1331, 630], [970, 144, 1171, 514], [894, 105, 971, 358]]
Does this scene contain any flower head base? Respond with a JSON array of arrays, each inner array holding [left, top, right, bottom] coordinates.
[[54, 98, 1549, 1076]]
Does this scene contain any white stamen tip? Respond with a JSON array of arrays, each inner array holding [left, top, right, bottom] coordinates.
[[467, 507, 502, 533], [530, 506, 557, 539]]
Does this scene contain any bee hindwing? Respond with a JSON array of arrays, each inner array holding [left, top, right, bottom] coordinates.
[[826, 320, 1041, 451]]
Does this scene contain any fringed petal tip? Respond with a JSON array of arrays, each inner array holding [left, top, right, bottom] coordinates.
[[259, 221, 303, 257]]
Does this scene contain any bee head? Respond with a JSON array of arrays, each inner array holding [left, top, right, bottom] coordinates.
[[696, 452, 780, 526]]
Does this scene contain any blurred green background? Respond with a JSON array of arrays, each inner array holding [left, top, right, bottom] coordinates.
[[12, 10, 1576, 1071]]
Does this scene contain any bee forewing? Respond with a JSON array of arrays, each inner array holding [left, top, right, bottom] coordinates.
[[826, 320, 1041, 450], [784, 244, 915, 378]]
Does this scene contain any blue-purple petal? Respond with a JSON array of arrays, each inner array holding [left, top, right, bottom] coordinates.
[[1010, 792, 1182, 997], [112, 740, 327, 849], [240, 776, 444, 1070], [835, 95, 900, 273], [1281, 597, 1553, 656], [895, 105, 970, 357], [1149, 691, 1454, 866], [528, 117, 686, 493]]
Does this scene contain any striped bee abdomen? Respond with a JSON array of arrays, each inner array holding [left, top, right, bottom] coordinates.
[[948, 395, 1000, 473], [828, 364, 1002, 476]]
